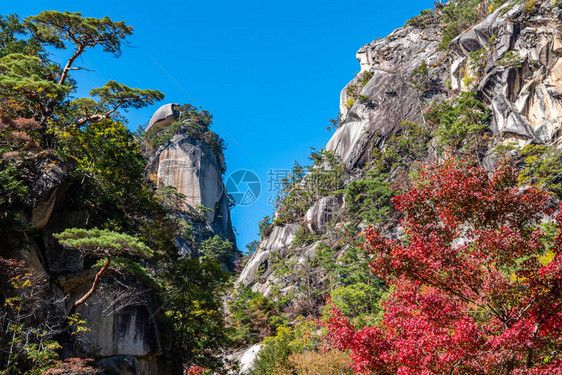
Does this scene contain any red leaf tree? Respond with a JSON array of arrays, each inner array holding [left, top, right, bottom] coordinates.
[[323, 159, 562, 374]]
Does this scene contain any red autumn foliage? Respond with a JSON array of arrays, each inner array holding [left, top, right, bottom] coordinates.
[[42, 358, 99, 374], [185, 365, 206, 375], [323, 159, 562, 374]]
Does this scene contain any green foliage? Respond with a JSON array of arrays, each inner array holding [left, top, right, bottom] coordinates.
[[518, 144, 562, 198], [343, 121, 431, 226], [524, 0, 541, 13], [329, 282, 384, 327], [155, 185, 186, 210], [199, 235, 235, 263], [0, 161, 28, 228], [250, 319, 322, 375], [410, 60, 430, 90], [405, 9, 433, 28], [0, 11, 141, 125], [428, 91, 491, 151], [488, 0, 508, 12], [345, 170, 395, 225], [0, 258, 63, 375], [228, 286, 282, 346], [439, 0, 485, 51], [498, 50, 523, 68], [316, 243, 383, 293], [25, 11, 133, 55], [70, 80, 164, 126], [326, 112, 342, 131], [54, 227, 153, 258], [291, 225, 319, 248], [356, 71, 373, 87], [250, 326, 294, 375], [275, 150, 346, 224], [344, 71, 373, 109], [0, 10, 231, 372], [0, 15, 43, 59], [0, 53, 70, 117], [467, 45, 489, 78], [0, 164, 28, 204], [258, 215, 273, 238], [141, 104, 226, 172], [53, 119, 163, 233], [91, 80, 162, 109], [159, 257, 231, 370], [376, 121, 432, 171]]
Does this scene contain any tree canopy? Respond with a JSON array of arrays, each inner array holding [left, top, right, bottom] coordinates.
[[323, 159, 562, 374]]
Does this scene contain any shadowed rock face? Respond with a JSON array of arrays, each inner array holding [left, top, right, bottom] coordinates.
[[2, 102, 237, 374], [73, 283, 161, 358]]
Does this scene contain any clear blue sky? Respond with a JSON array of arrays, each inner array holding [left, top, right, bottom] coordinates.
[[5, 0, 434, 252]]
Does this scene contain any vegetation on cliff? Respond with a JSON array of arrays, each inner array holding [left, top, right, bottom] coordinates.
[[0, 11, 234, 375], [231, 0, 562, 373]]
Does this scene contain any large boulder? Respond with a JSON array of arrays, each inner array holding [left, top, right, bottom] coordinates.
[[145, 103, 179, 132]]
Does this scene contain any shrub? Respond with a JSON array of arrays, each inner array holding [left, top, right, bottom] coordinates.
[[345, 171, 394, 225], [228, 286, 281, 346], [376, 121, 432, 171], [330, 282, 383, 324], [288, 350, 353, 375], [344, 71, 373, 109], [427, 91, 491, 152], [405, 9, 433, 28], [199, 235, 235, 263], [274, 150, 345, 225], [258, 215, 273, 238], [250, 319, 321, 375], [291, 225, 318, 248], [518, 144, 562, 198], [439, 0, 486, 51], [498, 50, 523, 68], [249, 326, 294, 375]]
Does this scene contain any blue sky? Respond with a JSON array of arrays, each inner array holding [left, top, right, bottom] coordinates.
[[5, 0, 434, 251]]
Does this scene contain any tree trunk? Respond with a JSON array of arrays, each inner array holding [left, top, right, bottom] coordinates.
[[68, 257, 111, 316]]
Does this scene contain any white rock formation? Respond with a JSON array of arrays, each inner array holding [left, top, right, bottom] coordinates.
[[145, 103, 178, 132], [230, 344, 263, 374]]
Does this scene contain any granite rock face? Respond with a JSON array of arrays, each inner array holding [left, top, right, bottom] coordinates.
[[145, 103, 179, 133], [449, 3, 562, 145], [236, 8, 450, 299], [146, 106, 236, 249], [229, 344, 262, 374], [2, 102, 237, 374], [237, 224, 299, 296], [235, 7, 562, 372], [333, 16, 448, 170]]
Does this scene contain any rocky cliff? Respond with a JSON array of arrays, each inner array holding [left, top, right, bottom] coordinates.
[[236, 0, 562, 318], [0, 103, 237, 374], [146, 103, 236, 253]]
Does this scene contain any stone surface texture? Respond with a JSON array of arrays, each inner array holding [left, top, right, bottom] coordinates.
[[2, 103, 236, 374], [234, 3, 562, 372], [146, 107, 236, 248], [145, 103, 179, 133]]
